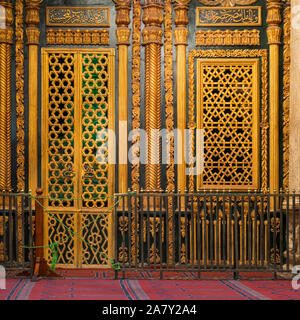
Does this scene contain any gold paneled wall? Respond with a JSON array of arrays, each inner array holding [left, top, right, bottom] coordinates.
[[0, 0, 290, 268]]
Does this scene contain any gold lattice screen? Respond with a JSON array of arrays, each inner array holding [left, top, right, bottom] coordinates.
[[196, 58, 260, 190], [42, 48, 115, 267]]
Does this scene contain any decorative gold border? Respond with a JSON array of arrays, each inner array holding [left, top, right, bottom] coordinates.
[[196, 6, 262, 26], [15, 0, 25, 192], [46, 29, 109, 45], [131, 0, 141, 193], [283, 4, 290, 191], [164, 0, 175, 193], [41, 47, 115, 211], [46, 7, 110, 27], [196, 29, 260, 46], [41, 48, 115, 268], [188, 49, 268, 192], [196, 58, 260, 190]]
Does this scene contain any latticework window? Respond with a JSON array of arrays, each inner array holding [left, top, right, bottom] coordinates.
[[197, 58, 260, 189]]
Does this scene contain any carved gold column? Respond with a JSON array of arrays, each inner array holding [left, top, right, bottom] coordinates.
[[129, 0, 141, 263], [114, 1, 131, 196], [267, 0, 282, 194], [131, 0, 141, 193], [26, 0, 42, 195], [16, 0, 25, 262], [164, 0, 175, 265], [0, 1, 13, 192], [142, 0, 163, 192], [288, 0, 300, 265], [16, 0, 25, 193], [174, 1, 190, 193]]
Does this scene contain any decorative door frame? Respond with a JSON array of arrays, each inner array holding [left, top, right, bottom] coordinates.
[[41, 47, 115, 268]]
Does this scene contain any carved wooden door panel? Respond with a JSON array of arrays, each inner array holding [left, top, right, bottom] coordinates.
[[41, 48, 115, 268]]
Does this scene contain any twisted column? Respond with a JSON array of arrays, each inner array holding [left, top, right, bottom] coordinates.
[[0, 1, 13, 191], [0, 44, 7, 190], [145, 43, 161, 190], [142, 0, 163, 192], [6, 44, 11, 189]]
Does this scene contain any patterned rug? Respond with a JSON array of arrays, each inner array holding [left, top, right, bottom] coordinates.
[[1, 274, 299, 300]]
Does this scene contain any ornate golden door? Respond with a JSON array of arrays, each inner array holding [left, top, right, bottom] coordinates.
[[41, 48, 115, 268]]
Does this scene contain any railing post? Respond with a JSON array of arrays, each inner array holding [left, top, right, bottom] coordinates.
[[17, 188, 62, 280], [31, 188, 62, 280]]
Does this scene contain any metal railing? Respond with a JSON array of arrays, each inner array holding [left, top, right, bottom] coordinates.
[[0, 193, 34, 269], [114, 192, 300, 278]]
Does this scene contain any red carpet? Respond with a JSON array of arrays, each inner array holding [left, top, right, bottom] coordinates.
[[1, 270, 299, 300]]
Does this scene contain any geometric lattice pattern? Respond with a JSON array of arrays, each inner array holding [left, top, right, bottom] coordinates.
[[46, 213, 76, 266], [47, 53, 75, 207], [198, 59, 259, 188], [81, 54, 109, 208], [81, 213, 109, 266], [43, 49, 114, 267]]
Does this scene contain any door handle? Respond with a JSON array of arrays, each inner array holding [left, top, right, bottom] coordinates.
[[82, 164, 95, 179], [62, 163, 75, 178]]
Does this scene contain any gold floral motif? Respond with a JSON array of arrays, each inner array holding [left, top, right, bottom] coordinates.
[[271, 217, 280, 233], [15, 4, 25, 200], [180, 217, 187, 238], [130, 0, 142, 266], [131, 0, 141, 193], [149, 217, 164, 240], [118, 216, 128, 235], [164, 0, 175, 264], [196, 29, 260, 46], [118, 246, 128, 263], [149, 243, 160, 264], [46, 29, 109, 45], [198, 0, 257, 6], [270, 248, 280, 264], [283, 2, 290, 191]]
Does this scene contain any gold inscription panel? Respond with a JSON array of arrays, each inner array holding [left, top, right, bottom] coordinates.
[[196, 7, 262, 26]]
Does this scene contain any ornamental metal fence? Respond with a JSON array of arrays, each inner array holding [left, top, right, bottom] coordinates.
[[1, 191, 300, 279], [0, 193, 34, 269], [114, 192, 300, 279]]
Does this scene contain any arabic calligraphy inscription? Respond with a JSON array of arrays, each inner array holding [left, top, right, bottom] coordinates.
[[46, 7, 110, 27], [196, 6, 261, 26]]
